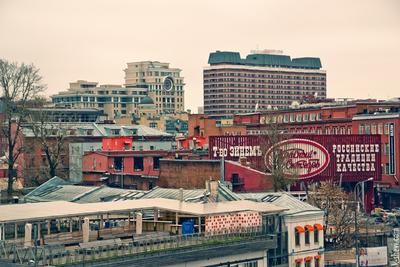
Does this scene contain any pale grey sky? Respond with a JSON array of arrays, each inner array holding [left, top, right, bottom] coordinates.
[[1, 0, 399, 111]]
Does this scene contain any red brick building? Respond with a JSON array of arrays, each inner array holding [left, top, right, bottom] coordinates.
[[159, 159, 272, 192]]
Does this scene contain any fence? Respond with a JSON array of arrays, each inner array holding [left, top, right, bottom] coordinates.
[[0, 227, 274, 266]]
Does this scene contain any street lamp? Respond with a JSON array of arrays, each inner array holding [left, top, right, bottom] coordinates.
[[354, 177, 374, 267]]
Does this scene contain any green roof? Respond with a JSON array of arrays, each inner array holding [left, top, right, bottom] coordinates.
[[140, 96, 154, 105], [208, 51, 322, 69]]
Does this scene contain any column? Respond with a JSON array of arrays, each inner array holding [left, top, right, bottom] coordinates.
[[57, 220, 61, 232], [47, 221, 51, 235], [69, 219, 73, 233], [100, 215, 104, 230], [14, 224, 18, 240], [0, 225, 3, 241], [82, 218, 90, 243], [135, 212, 142, 235], [198, 217, 202, 233], [24, 223, 32, 247], [128, 212, 131, 229], [153, 208, 158, 231], [37, 223, 41, 240]]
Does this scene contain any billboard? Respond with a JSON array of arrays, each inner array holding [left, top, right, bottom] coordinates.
[[359, 246, 388, 266], [209, 135, 382, 182]]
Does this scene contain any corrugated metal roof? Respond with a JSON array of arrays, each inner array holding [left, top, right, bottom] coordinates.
[[0, 198, 286, 223], [239, 192, 322, 216], [140, 187, 206, 202]]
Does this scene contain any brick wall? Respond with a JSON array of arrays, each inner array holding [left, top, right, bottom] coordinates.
[[158, 160, 220, 189]]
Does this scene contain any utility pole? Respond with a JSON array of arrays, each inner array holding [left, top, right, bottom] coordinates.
[[355, 200, 360, 267]]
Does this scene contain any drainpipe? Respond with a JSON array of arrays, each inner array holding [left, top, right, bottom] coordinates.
[[220, 157, 225, 182]]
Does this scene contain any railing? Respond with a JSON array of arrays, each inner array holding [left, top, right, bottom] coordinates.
[[0, 227, 275, 266]]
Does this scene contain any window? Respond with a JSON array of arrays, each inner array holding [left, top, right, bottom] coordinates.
[[371, 123, 376, 134], [378, 123, 383, 134], [315, 258, 321, 267], [134, 157, 144, 171], [295, 261, 302, 267], [314, 226, 319, 243], [305, 230, 310, 244], [113, 157, 123, 171], [365, 124, 371, 134], [305, 259, 312, 267], [295, 230, 301, 246], [153, 157, 160, 170], [359, 124, 364, 134], [244, 261, 258, 267], [384, 123, 389, 134]]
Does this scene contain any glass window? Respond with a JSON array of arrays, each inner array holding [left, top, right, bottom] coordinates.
[[305, 231, 310, 244], [305, 260, 311, 267], [295, 231, 300, 246], [315, 258, 320, 267], [371, 123, 376, 134], [365, 124, 371, 134], [134, 157, 144, 171], [359, 124, 364, 134], [153, 157, 160, 170], [384, 123, 389, 134], [314, 227, 319, 243], [378, 123, 383, 134]]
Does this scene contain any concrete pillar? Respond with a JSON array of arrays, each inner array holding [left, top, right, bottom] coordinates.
[[78, 217, 82, 231], [0, 225, 3, 241], [69, 219, 73, 232], [135, 212, 142, 235], [100, 215, 104, 230], [47, 221, 51, 235], [14, 224, 18, 240], [37, 223, 41, 240], [198, 217, 202, 233], [82, 218, 90, 243], [24, 223, 32, 247], [57, 220, 61, 232]]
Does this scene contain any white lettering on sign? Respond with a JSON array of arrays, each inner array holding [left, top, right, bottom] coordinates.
[[212, 146, 262, 158], [332, 143, 379, 173]]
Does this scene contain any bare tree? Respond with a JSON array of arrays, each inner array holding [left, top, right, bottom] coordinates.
[[308, 181, 355, 248], [27, 109, 68, 181], [0, 59, 44, 197], [260, 114, 294, 191]]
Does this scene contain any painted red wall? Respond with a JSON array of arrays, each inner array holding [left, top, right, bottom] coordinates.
[[102, 137, 133, 151], [224, 161, 273, 192]]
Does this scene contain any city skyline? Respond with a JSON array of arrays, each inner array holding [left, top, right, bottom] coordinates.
[[1, 0, 400, 111]]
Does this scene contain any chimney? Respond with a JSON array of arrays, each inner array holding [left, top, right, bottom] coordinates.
[[239, 157, 247, 166], [179, 188, 184, 202]]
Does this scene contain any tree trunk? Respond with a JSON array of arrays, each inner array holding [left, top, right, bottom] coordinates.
[[7, 163, 14, 198]]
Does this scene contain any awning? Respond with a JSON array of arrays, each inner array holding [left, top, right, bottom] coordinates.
[[295, 258, 303, 263], [305, 256, 313, 261], [314, 255, 321, 259], [314, 223, 323, 230], [305, 225, 314, 232], [295, 226, 305, 233]]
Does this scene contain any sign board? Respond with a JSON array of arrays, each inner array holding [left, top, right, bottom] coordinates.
[[388, 123, 395, 175], [389, 228, 400, 266], [359, 246, 388, 266], [209, 135, 382, 182], [264, 139, 330, 179]]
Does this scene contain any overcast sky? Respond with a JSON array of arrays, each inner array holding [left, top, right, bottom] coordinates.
[[1, 0, 399, 111]]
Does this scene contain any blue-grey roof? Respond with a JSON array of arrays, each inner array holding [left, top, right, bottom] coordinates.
[[208, 51, 322, 69], [24, 176, 145, 203], [239, 192, 322, 216]]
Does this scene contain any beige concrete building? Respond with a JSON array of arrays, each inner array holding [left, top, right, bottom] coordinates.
[[124, 61, 185, 114], [51, 61, 185, 121]]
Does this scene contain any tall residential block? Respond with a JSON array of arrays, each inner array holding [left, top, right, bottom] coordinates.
[[203, 50, 326, 118]]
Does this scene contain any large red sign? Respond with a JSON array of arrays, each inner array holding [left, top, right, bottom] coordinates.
[[209, 135, 382, 182]]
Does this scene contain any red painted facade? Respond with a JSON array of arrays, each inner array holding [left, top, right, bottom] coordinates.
[[102, 136, 133, 151]]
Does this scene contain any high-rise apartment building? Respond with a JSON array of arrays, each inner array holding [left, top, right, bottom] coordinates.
[[51, 61, 185, 120], [204, 51, 326, 118], [124, 61, 185, 114]]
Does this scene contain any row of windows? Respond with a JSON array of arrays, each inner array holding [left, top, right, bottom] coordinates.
[[204, 78, 325, 85], [358, 122, 391, 135], [294, 225, 321, 246], [204, 83, 325, 90], [204, 71, 326, 80]]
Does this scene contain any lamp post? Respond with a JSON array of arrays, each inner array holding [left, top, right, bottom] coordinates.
[[354, 177, 374, 267]]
